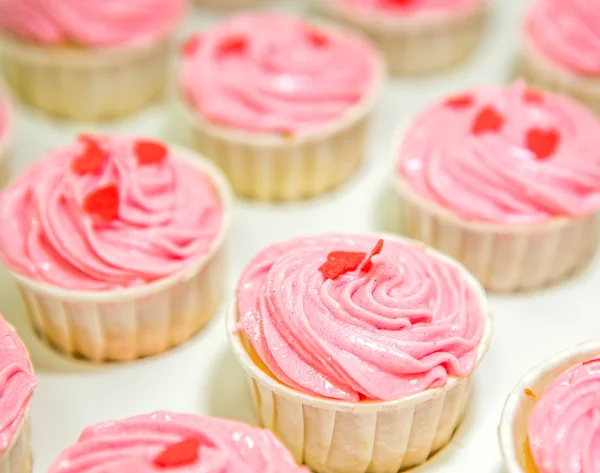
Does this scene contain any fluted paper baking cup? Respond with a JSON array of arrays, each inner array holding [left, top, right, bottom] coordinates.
[[317, 1, 487, 75], [521, 42, 600, 116], [0, 32, 171, 121], [8, 148, 233, 363], [180, 48, 384, 201], [0, 416, 31, 473], [499, 340, 600, 473], [392, 173, 599, 292], [227, 237, 492, 473]]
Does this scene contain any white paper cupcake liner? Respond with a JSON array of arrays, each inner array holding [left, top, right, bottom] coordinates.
[[0, 33, 172, 121], [317, 1, 488, 75], [392, 174, 599, 292], [0, 417, 31, 473], [8, 147, 233, 363], [227, 236, 493, 473], [499, 340, 600, 473], [180, 42, 385, 201], [521, 41, 600, 116]]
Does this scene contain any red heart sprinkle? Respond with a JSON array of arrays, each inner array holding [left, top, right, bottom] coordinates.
[[219, 36, 247, 55], [445, 94, 473, 109], [319, 251, 367, 280], [83, 185, 119, 221], [307, 28, 328, 47], [134, 140, 168, 166], [181, 35, 202, 56], [360, 239, 384, 272], [525, 128, 560, 160], [71, 138, 108, 175], [153, 438, 201, 468], [523, 89, 544, 104], [471, 106, 505, 135]]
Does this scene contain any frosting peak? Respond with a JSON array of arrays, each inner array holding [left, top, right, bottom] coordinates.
[[237, 234, 487, 402], [327, 0, 484, 17], [0, 136, 223, 291]]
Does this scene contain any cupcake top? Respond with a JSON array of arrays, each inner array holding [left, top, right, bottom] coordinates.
[[48, 411, 309, 473], [0, 135, 224, 291], [396, 81, 600, 225], [325, 0, 484, 17], [0, 0, 187, 47], [528, 357, 600, 473], [180, 13, 381, 135], [237, 234, 487, 402], [0, 315, 36, 454], [526, 0, 600, 75]]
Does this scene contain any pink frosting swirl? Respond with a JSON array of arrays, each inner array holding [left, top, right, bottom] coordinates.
[[0, 0, 187, 47], [0, 97, 7, 140], [0, 315, 36, 454], [0, 136, 223, 291], [326, 0, 484, 17], [48, 411, 309, 473], [237, 234, 486, 402], [528, 357, 600, 473], [180, 13, 380, 134], [397, 82, 600, 225], [526, 0, 600, 75]]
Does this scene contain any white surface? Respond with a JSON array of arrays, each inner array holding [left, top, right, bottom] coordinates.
[[1, 1, 598, 472]]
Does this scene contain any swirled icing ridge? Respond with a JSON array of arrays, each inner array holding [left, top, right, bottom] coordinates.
[[237, 234, 486, 402]]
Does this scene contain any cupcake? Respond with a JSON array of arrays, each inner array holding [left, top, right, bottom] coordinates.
[[0, 315, 37, 473], [499, 341, 600, 473], [179, 12, 384, 201], [48, 411, 309, 472], [318, 0, 488, 75], [0, 135, 232, 362], [0, 0, 188, 120], [394, 81, 600, 292], [0, 96, 11, 187], [523, 0, 600, 115], [228, 233, 492, 473]]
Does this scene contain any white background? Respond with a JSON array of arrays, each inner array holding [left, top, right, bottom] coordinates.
[[2, 1, 598, 472]]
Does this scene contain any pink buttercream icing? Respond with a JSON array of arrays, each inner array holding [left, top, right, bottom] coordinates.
[[397, 82, 600, 225], [526, 0, 600, 75], [0, 0, 188, 47], [0, 315, 36, 454], [0, 136, 223, 291], [48, 411, 309, 473], [327, 0, 484, 17], [237, 234, 486, 402], [528, 357, 600, 473], [181, 13, 380, 134], [0, 97, 7, 139]]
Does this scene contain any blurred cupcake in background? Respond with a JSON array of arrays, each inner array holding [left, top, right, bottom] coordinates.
[[179, 12, 384, 201], [0, 135, 232, 362], [523, 0, 600, 115], [317, 0, 489, 75], [195, 0, 264, 10], [0, 0, 189, 121], [0, 95, 12, 187]]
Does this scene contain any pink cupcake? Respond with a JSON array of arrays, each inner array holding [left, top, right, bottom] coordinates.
[[0, 0, 188, 120], [500, 341, 600, 473], [318, 0, 489, 75], [179, 12, 384, 201], [228, 233, 491, 473], [0, 315, 37, 473], [523, 0, 600, 115], [394, 81, 600, 292], [0, 96, 11, 187], [0, 135, 232, 362], [48, 411, 309, 472]]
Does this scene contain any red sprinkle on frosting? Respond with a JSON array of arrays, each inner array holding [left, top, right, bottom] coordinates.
[[360, 239, 384, 272], [526, 128, 560, 161], [445, 94, 474, 109], [583, 358, 600, 366], [471, 106, 505, 135], [153, 438, 201, 468], [71, 137, 107, 175], [319, 251, 366, 280], [219, 36, 247, 55], [134, 140, 168, 166], [181, 35, 202, 56], [83, 185, 119, 221], [307, 28, 328, 47], [523, 89, 544, 104]]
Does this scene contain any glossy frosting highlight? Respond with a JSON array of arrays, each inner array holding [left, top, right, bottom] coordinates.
[[0, 315, 36, 453], [528, 357, 600, 473], [397, 82, 600, 224], [181, 13, 379, 134], [526, 0, 600, 75], [0, 0, 187, 47], [237, 234, 486, 402], [48, 411, 309, 473], [0, 136, 222, 291], [328, 0, 484, 16]]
